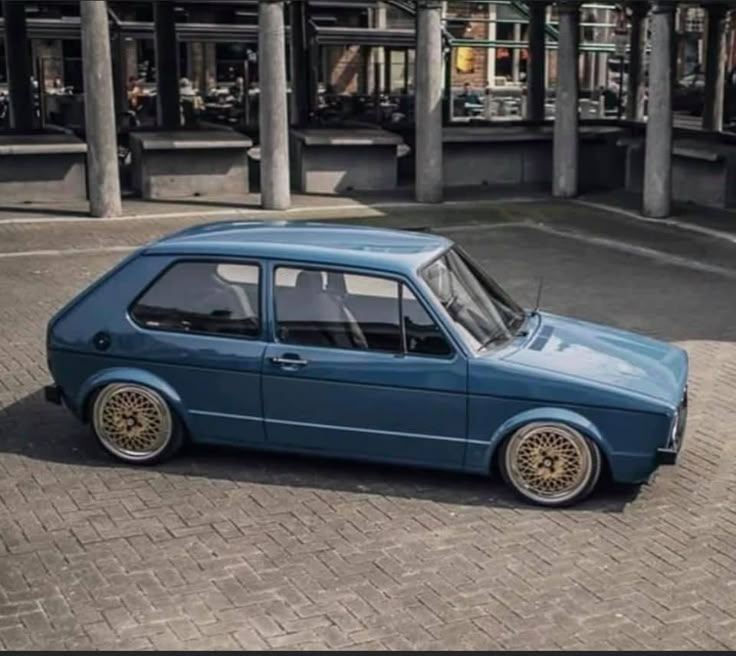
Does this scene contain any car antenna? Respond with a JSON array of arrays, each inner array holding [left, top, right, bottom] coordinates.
[[533, 278, 544, 316]]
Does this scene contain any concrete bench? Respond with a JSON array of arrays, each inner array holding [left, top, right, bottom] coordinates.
[[443, 126, 625, 191], [130, 130, 253, 199], [620, 137, 736, 208], [0, 133, 87, 203], [289, 129, 404, 194]]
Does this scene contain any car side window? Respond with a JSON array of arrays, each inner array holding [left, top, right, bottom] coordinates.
[[402, 286, 452, 357], [274, 267, 401, 352], [131, 261, 260, 338]]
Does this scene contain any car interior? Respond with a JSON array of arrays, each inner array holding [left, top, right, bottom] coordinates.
[[132, 262, 451, 356], [274, 268, 451, 356], [131, 262, 260, 337]]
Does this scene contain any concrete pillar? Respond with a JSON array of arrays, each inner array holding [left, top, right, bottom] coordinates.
[[512, 22, 522, 83], [552, 1, 580, 198], [415, 0, 443, 203], [643, 1, 676, 219], [124, 37, 138, 83], [588, 52, 597, 93], [527, 1, 547, 120], [626, 2, 648, 121], [702, 3, 729, 131], [80, 0, 122, 217], [2, 0, 33, 131], [368, 5, 387, 93], [485, 2, 497, 87], [186, 9, 215, 95], [154, 1, 180, 129], [189, 43, 204, 92], [259, 0, 290, 210], [596, 7, 609, 91]]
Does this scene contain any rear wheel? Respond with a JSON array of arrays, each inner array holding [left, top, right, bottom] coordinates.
[[499, 423, 602, 507], [91, 383, 183, 464]]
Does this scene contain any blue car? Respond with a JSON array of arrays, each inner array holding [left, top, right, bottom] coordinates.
[[45, 221, 688, 507]]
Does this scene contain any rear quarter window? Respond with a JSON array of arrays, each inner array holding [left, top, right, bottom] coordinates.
[[130, 261, 261, 338]]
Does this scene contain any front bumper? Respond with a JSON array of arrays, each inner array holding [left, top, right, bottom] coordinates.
[[656, 386, 688, 465]]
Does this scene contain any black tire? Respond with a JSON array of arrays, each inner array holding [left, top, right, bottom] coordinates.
[[498, 422, 602, 508], [89, 383, 184, 465]]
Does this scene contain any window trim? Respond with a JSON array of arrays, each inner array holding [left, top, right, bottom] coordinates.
[[128, 257, 264, 341], [271, 262, 457, 360]]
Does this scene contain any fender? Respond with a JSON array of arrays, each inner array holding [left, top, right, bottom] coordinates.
[[480, 406, 613, 472], [76, 367, 190, 430]]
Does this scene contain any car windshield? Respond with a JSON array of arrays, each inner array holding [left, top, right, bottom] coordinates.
[[422, 247, 526, 351]]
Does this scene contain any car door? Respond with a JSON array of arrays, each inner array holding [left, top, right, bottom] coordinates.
[[128, 258, 267, 446], [261, 263, 468, 468]]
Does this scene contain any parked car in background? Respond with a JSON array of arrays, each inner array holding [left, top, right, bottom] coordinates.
[[45, 222, 688, 507]]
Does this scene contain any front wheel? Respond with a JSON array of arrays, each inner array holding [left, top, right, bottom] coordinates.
[[91, 383, 183, 465], [499, 423, 602, 507]]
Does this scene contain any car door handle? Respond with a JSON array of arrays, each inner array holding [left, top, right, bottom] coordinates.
[[270, 356, 309, 368]]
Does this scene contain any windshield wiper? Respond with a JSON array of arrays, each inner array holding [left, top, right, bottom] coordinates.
[[479, 330, 509, 351], [513, 313, 530, 337]]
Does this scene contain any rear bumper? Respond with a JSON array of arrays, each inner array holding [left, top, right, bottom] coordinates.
[[656, 386, 688, 465], [44, 384, 62, 405]]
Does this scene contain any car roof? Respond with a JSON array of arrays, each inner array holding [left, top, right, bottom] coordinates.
[[144, 220, 452, 274]]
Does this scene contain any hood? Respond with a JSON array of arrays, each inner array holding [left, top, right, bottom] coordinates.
[[501, 312, 688, 407]]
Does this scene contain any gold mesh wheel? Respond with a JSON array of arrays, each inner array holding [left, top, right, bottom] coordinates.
[[92, 384, 173, 462], [504, 423, 599, 505]]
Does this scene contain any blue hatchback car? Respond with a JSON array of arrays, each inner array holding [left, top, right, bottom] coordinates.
[[45, 221, 688, 507]]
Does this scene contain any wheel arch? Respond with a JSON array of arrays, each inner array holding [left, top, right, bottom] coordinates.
[[77, 367, 190, 431], [484, 407, 613, 474]]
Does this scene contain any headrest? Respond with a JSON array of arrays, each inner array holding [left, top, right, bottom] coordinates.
[[295, 270, 324, 294]]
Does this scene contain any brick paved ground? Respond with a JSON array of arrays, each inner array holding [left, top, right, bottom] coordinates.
[[1, 201, 735, 650]]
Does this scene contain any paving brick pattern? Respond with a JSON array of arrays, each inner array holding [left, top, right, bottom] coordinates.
[[1, 206, 735, 650]]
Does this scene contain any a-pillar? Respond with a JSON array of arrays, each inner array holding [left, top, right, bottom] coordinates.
[[259, 0, 290, 210], [702, 3, 729, 131], [415, 0, 443, 203], [154, 1, 180, 129], [80, 0, 122, 217], [643, 1, 676, 218], [527, 1, 547, 121], [2, 1, 33, 131], [626, 2, 648, 121], [552, 1, 580, 198]]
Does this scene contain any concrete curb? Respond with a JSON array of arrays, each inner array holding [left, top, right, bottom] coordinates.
[[572, 199, 736, 246], [0, 196, 543, 226]]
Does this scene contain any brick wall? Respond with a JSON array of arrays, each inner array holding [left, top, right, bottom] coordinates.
[[327, 45, 366, 94], [446, 1, 489, 88], [32, 40, 64, 89]]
